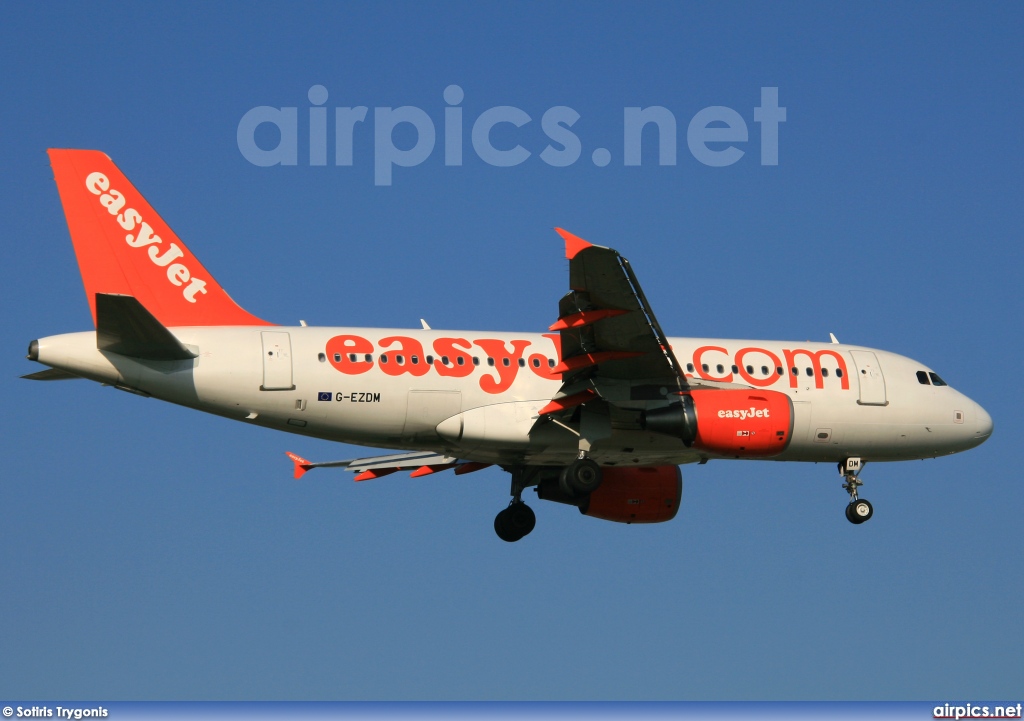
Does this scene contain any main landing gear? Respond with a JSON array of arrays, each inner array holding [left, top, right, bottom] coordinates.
[[494, 501, 536, 543], [494, 465, 537, 543], [494, 456, 604, 542], [841, 457, 873, 524]]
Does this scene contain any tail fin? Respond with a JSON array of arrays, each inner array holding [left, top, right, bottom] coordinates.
[[48, 149, 271, 327]]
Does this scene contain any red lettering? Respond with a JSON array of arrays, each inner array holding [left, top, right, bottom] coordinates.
[[735, 347, 783, 387], [782, 348, 850, 389], [325, 335, 374, 375], [528, 333, 562, 381], [378, 336, 430, 377], [693, 345, 733, 382], [474, 339, 532, 393], [431, 337, 475, 377]]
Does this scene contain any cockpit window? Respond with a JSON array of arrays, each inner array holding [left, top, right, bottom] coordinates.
[[916, 370, 930, 385], [929, 372, 948, 387]]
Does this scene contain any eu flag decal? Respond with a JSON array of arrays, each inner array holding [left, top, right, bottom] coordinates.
[[317, 391, 332, 402]]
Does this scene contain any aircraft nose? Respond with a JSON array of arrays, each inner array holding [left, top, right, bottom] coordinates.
[[974, 401, 993, 442]]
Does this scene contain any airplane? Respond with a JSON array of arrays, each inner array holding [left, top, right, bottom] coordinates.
[[24, 149, 994, 542]]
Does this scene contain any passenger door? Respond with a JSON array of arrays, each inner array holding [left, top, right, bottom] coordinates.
[[850, 350, 886, 406], [261, 331, 295, 390]]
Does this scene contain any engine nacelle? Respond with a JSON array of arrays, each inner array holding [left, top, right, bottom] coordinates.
[[642, 388, 793, 458], [537, 465, 682, 524]]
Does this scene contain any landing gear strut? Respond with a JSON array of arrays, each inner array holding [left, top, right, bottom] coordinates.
[[841, 457, 873, 524], [494, 466, 538, 542]]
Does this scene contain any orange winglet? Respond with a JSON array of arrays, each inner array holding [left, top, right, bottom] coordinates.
[[555, 227, 592, 260], [454, 462, 493, 476], [354, 468, 399, 482], [409, 463, 458, 478], [552, 351, 645, 374], [538, 389, 597, 415], [285, 451, 312, 480], [549, 308, 630, 331]]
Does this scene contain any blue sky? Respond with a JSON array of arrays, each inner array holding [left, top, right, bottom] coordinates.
[[2, 2, 1022, 701]]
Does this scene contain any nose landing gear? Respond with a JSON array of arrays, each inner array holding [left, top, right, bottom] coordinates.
[[841, 457, 873, 524]]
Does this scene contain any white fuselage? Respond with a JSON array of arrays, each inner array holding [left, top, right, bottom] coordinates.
[[33, 326, 993, 469]]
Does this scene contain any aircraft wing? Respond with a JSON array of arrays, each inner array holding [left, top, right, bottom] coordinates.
[[542, 229, 692, 420], [285, 451, 490, 480]]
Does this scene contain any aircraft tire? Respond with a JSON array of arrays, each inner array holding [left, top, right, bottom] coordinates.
[[494, 503, 536, 542], [560, 458, 603, 497], [846, 499, 873, 524]]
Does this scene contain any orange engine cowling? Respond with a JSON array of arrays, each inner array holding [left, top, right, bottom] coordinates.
[[641, 388, 794, 457], [690, 388, 793, 457], [579, 466, 682, 524]]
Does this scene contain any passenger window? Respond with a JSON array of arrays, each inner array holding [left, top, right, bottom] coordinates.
[[380, 354, 388, 364], [397, 355, 405, 365], [702, 363, 709, 373], [917, 370, 930, 385], [487, 357, 495, 367], [836, 368, 843, 378], [731, 365, 738, 373], [716, 364, 724, 374], [333, 353, 342, 363], [349, 353, 357, 362], [318, 353, 326, 363], [791, 367, 798, 376], [411, 355, 419, 365], [548, 358, 555, 368], [532, 358, 541, 368], [686, 363, 694, 372], [518, 358, 525, 367], [929, 372, 947, 387], [759, 366, 767, 375], [473, 357, 480, 366], [442, 356, 450, 365], [805, 367, 813, 377], [822, 368, 829, 377], [777, 367, 784, 375], [426, 355, 434, 365], [457, 357, 465, 366]]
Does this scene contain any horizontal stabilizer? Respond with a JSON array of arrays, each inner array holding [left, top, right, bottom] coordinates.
[[96, 293, 197, 361], [21, 368, 82, 381]]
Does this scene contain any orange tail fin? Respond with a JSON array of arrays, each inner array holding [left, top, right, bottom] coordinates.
[[48, 149, 271, 327]]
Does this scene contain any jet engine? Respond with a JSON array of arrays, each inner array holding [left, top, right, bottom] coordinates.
[[642, 389, 793, 457], [537, 465, 682, 524]]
